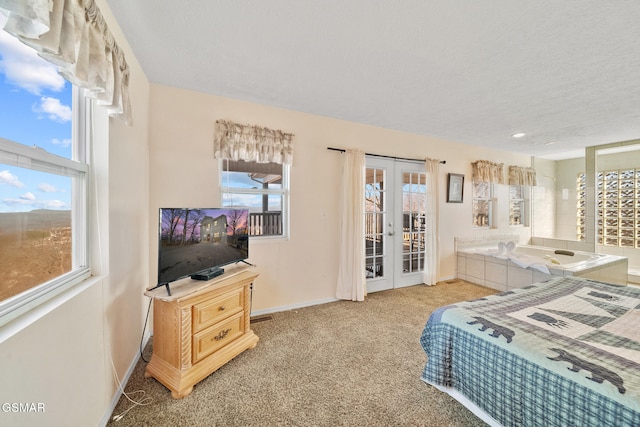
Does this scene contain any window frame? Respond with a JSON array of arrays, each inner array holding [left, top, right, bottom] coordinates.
[[0, 88, 91, 325], [219, 159, 290, 240], [472, 181, 493, 228], [509, 184, 528, 227]]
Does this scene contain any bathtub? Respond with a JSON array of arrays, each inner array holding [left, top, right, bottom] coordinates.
[[456, 243, 628, 291]]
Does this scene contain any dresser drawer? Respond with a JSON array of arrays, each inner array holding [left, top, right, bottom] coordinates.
[[192, 288, 243, 332], [193, 311, 244, 363]]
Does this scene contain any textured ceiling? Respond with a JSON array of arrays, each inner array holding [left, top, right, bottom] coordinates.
[[106, 0, 640, 159]]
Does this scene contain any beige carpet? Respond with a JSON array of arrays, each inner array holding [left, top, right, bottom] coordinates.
[[108, 280, 496, 426]]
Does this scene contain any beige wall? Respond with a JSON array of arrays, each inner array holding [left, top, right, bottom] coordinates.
[[0, 3, 537, 424], [148, 84, 533, 313], [0, 1, 151, 425]]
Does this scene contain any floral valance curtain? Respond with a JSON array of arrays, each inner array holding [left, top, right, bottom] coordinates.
[[213, 119, 294, 165], [508, 165, 537, 186], [472, 160, 504, 184], [0, 0, 132, 124]]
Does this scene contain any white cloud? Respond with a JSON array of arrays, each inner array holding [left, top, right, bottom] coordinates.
[[0, 170, 24, 187], [1, 197, 68, 210], [45, 199, 66, 209], [20, 192, 35, 201], [51, 138, 72, 148], [0, 29, 66, 95], [2, 197, 33, 207], [38, 183, 58, 193], [34, 96, 72, 123]]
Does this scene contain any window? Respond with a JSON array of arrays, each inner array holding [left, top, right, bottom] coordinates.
[[220, 160, 289, 238], [577, 169, 639, 247], [0, 30, 90, 320], [509, 185, 526, 226], [472, 181, 492, 227]]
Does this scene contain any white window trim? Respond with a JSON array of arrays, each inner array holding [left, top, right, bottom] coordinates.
[[509, 184, 529, 227], [472, 181, 494, 228], [219, 160, 290, 240], [0, 88, 91, 327]]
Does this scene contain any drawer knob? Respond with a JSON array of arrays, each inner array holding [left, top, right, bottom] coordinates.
[[212, 328, 231, 341], [219, 305, 226, 311]]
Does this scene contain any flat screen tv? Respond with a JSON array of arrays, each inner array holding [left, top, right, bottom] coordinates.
[[154, 208, 250, 294]]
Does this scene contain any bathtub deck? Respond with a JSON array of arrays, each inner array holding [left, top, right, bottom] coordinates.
[[457, 248, 628, 291]]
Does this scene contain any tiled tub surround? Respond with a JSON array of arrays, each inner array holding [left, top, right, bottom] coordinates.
[[457, 244, 628, 291]]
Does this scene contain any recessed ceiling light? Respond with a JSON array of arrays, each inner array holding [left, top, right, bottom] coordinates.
[[511, 132, 526, 138]]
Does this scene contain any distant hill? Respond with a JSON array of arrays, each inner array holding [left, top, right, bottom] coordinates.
[[0, 209, 71, 231]]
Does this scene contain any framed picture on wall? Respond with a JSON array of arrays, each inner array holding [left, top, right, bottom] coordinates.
[[447, 173, 464, 203]]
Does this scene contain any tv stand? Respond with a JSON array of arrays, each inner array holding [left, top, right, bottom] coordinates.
[[144, 266, 259, 398]]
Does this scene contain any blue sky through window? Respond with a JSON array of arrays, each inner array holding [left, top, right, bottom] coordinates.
[[0, 18, 73, 213]]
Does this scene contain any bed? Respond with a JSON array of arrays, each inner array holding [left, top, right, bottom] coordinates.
[[420, 276, 640, 427]]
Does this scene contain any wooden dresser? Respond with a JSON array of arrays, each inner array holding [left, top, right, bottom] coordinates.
[[144, 265, 259, 398]]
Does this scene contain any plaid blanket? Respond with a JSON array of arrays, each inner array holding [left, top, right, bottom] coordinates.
[[420, 276, 640, 427]]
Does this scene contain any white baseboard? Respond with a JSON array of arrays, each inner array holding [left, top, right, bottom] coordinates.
[[99, 330, 152, 427], [251, 297, 339, 317], [250, 280, 458, 317]]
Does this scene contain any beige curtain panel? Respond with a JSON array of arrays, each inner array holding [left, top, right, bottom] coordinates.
[[422, 158, 440, 286], [0, 0, 132, 124], [508, 165, 537, 186], [472, 160, 505, 184], [213, 120, 294, 165], [336, 149, 366, 301]]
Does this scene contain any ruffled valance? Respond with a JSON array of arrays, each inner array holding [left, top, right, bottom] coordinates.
[[508, 165, 537, 186], [213, 120, 294, 165], [0, 0, 132, 124], [472, 160, 504, 184]]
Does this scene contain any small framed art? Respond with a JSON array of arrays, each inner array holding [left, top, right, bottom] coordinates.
[[447, 173, 464, 203]]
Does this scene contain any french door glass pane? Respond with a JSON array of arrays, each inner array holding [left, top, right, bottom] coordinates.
[[401, 171, 426, 274], [365, 168, 385, 279]]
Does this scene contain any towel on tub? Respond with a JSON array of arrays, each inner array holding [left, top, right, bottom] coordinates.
[[508, 254, 551, 274]]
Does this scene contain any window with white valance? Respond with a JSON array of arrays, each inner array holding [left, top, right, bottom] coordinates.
[[0, 0, 132, 124]]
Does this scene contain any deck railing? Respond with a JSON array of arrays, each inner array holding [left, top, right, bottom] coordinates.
[[249, 212, 282, 236]]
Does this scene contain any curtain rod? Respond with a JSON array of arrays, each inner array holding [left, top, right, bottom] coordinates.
[[327, 147, 446, 164]]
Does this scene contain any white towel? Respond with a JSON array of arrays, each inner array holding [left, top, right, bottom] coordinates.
[[508, 254, 551, 274]]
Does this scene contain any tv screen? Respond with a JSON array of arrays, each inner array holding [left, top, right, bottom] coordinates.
[[157, 208, 249, 285]]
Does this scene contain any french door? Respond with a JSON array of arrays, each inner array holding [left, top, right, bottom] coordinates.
[[365, 157, 427, 293]]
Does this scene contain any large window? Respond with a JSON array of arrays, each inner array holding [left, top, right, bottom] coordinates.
[[577, 169, 639, 247], [220, 160, 289, 238], [0, 28, 89, 321]]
